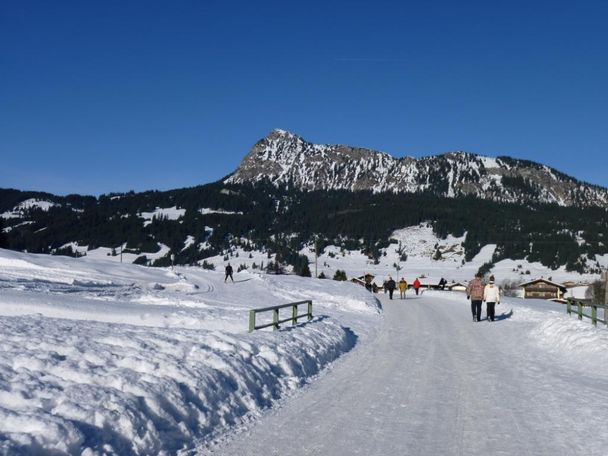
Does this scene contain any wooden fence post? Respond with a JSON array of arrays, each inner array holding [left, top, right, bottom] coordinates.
[[292, 304, 298, 326], [592, 305, 597, 327], [307, 300, 313, 321], [567, 299, 571, 316], [249, 310, 256, 333], [273, 308, 279, 330], [577, 301, 583, 320]]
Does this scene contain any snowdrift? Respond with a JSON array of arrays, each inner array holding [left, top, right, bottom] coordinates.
[[0, 249, 380, 455]]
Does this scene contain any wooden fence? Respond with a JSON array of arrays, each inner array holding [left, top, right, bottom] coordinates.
[[249, 300, 313, 332], [566, 298, 608, 327]]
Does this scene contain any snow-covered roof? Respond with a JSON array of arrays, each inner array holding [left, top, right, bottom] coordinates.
[[519, 278, 567, 290]]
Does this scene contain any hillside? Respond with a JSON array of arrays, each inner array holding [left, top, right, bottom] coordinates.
[[1, 183, 607, 279], [1, 131, 607, 277]]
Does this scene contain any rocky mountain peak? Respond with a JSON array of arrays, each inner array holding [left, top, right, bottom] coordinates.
[[226, 130, 608, 207]]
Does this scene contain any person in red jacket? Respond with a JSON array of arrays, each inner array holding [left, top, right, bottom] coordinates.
[[413, 278, 421, 296]]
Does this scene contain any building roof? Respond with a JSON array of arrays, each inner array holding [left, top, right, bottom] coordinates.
[[519, 278, 567, 291]]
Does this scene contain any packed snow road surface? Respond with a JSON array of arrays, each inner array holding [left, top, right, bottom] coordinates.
[[211, 292, 608, 456]]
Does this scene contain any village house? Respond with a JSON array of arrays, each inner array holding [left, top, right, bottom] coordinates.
[[351, 273, 380, 292], [519, 278, 568, 300], [447, 281, 468, 292]]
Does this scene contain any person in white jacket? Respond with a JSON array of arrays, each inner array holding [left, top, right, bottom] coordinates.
[[483, 275, 501, 322]]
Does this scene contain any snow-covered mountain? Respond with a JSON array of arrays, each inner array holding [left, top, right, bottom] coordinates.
[[226, 129, 608, 207]]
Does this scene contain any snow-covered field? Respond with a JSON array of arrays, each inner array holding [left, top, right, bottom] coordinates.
[[0, 249, 380, 455], [205, 223, 603, 292], [1, 244, 607, 455]]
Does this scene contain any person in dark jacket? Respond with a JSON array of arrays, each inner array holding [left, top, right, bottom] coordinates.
[[385, 276, 396, 300], [224, 263, 234, 283]]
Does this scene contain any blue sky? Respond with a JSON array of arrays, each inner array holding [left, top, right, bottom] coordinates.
[[1, 0, 607, 195]]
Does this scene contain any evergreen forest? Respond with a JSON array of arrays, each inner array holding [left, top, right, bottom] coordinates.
[[1, 180, 607, 275]]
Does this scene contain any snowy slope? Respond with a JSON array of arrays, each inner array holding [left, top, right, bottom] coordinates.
[[226, 129, 608, 207], [195, 223, 600, 298], [0, 249, 380, 455], [294, 223, 601, 288]]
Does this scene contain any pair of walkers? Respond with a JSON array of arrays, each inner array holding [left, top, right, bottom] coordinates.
[[385, 277, 409, 300], [466, 273, 500, 322]]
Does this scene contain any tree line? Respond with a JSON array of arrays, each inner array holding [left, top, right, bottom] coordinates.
[[1, 180, 606, 275]]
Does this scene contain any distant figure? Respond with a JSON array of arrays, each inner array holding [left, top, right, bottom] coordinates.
[[386, 276, 396, 300], [383, 280, 388, 294], [466, 273, 485, 322], [364, 273, 373, 292], [438, 277, 447, 290], [224, 263, 234, 283], [413, 278, 421, 296], [398, 278, 408, 299], [483, 275, 500, 322]]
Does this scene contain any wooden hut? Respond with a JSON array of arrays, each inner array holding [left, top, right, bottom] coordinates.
[[519, 278, 567, 300], [351, 274, 380, 292], [447, 281, 468, 292]]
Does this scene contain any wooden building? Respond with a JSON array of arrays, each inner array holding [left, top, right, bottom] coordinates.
[[447, 281, 468, 292], [351, 274, 380, 292], [520, 278, 568, 300]]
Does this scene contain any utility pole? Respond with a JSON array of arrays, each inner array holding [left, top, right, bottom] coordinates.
[[602, 271, 608, 325], [314, 236, 318, 278]]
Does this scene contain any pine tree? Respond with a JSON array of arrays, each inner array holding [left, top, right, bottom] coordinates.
[[0, 219, 7, 249], [333, 269, 347, 281]]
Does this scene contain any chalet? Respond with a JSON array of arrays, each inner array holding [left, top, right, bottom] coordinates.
[[520, 278, 568, 300], [350, 277, 367, 287], [447, 281, 468, 292], [351, 274, 380, 293]]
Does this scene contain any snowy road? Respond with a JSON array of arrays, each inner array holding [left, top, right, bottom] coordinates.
[[210, 292, 608, 456]]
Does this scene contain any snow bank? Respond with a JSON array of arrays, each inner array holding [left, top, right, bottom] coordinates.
[[0, 314, 356, 455], [0, 249, 380, 454], [530, 311, 608, 368]]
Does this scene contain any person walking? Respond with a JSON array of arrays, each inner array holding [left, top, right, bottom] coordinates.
[[398, 278, 408, 299], [224, 263, 234, 283], [413, 278, 421, 296], [483, 275, 500, 322], [466, 273, 485, 322], [386, 276, 396, 300]]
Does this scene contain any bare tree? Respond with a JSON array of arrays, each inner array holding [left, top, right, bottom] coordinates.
[[586, 280, 606, 305]]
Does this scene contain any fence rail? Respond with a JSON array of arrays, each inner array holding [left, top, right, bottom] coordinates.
[[249, 300, 313, 332], [566, 298, 608, 327]]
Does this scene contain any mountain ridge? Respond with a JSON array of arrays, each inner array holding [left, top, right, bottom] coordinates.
[[226, 129, 608, 207]]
